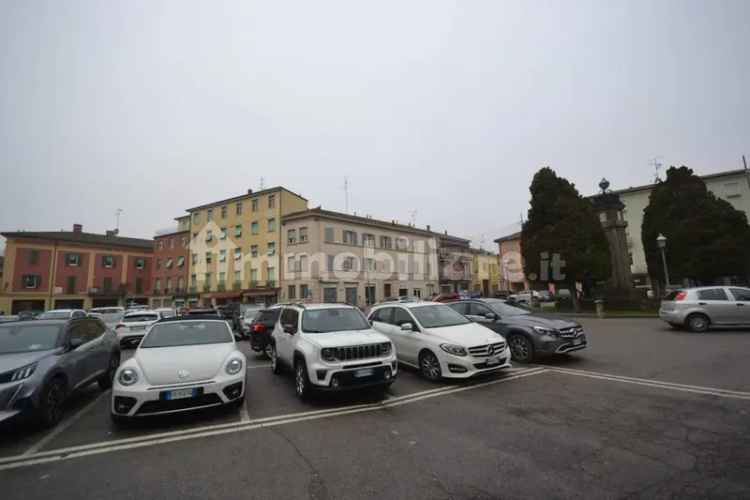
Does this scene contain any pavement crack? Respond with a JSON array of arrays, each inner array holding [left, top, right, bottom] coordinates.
[[271, 428, 330, 500]]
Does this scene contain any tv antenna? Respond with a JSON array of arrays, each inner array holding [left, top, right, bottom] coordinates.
[[409, 209, 417, 226], [259, 177, 265, 190], [115, 208, 123, 232], [343, 177, 350, 213], [650, 156, 664, 182]]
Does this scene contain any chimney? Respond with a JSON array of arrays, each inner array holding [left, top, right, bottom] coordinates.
[[73, 224, 83, 233], [426, 225, 431, 232], [247, 189, 253, 194]]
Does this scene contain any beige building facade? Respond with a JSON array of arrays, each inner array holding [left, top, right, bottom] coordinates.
[[280, 208, 439, 306]]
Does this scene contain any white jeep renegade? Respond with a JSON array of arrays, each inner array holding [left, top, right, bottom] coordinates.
[[270, 303, 397, 399]]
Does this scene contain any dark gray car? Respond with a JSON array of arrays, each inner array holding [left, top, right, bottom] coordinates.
[[0, 318, 120, 427], [447, 299, 588, 363]]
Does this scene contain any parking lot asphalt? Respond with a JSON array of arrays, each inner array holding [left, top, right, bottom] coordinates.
[[1, 318, 749, 499]]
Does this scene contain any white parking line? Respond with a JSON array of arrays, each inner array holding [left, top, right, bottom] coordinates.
[[550, 367, 750, 400], [0, 368, 546, 471], [23, 390, 110, 456]]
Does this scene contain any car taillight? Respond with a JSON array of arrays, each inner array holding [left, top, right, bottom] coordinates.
[[675, 292, 687, 301], [252, 324, 265, 333]]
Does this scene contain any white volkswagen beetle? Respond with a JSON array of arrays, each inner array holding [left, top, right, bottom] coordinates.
[[111, 318, 246, 422]]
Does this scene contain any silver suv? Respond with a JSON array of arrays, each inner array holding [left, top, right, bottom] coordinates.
[[659, 286, 750, 332], [270, 303, 397, 399]]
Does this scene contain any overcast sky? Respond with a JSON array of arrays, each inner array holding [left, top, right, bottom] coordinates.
[[1, 0, 748, 252]]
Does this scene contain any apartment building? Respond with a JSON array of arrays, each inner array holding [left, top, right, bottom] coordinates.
[[494, 231, 529, 292], [471, 249, 500, 297], [280, 208, 439, 306], [435, 232, 473, 294], [151, 229, 191, 309], [0, 225, 154, 313], [184, 187, 308, 306]]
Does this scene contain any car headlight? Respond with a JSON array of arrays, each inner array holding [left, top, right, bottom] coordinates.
[[10, 363, 37, 382], [440, 344, 467, 356], [118, 368, 139, 386], [226, 358, 243, 375], [533, 326, 557, 335], [321, 348, 336, 362], [378, 342, 392, 356]]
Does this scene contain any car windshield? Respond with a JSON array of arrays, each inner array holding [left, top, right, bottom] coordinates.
[[37, 311, 70, 320], [123, 314, 159, 323], [301, 308, 370, 333], [411, 304, 470, 328], [0, 324, 63, 353], [485, 300, 530, 316], [244, 307, 263, 319], [140, 321, 233, 348]]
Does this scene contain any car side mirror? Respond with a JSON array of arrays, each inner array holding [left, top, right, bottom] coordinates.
[[401, 322, 413, 332], [68, 337, 84, 350], [283, 323, 296, 334], [485, 313, 498, 321]]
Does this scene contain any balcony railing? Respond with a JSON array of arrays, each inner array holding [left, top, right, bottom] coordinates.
[[266, 280, 276, 288]]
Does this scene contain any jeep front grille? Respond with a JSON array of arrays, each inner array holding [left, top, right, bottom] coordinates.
[[334, 344, 383, 361], [467, 342, 506, 358]]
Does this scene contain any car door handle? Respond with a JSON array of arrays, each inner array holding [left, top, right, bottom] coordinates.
[[738, 303, 746, 307], [698, 302, 707, 306]]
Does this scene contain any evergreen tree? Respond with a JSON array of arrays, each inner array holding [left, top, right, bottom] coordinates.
[[521, 167, 611, 306], [642, 166, 750, 286]]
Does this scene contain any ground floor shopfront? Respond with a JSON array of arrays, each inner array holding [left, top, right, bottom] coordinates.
[[281, 280, 438, 306]]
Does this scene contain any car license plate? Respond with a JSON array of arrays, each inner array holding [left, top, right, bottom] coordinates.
[[573, 338, 583, 346], [130, 325, 144, 331], [166, 388, 197, 400], [486, 356, 501, 366], [354, 368, 374, 378]]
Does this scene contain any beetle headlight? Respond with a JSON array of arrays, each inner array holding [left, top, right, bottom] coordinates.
[[118, 368, 138, 386], [226, 358, 243, 375], [440, 344, 467, 356]]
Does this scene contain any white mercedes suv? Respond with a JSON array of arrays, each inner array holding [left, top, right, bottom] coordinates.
[[368, 301, 512, 381], [270, 303, 397, 399]]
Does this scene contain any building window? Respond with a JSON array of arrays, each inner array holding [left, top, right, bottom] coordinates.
[[23, 274, 41, 289], [135, 258, 145, 270], [380, 236, 392, 249], [182, 236, 188, 248], [343, 256, 356, 271], [169, 238, 174, 249], [177, 256, 185, 268], [251, 245, 258, 258], [207, 208, 213, 221], [221, 205, 227, 218], [299, 255, 308, 272], [155, 278, 161, 292], [205, 252, 212, 264], [288, 229, 297, 244], [177, 277, 185, 290], [193, 232, 198, 240], [324, 227, 335, 243], [268, 218, 276, 232], [135, 278, 143, 294], [219, 249, 226, 262], [396, 238, 407, 251], [288, 285, 296, 299], [156, 258, 161, 270], [192, 212, 199, 223], [299, 227, 308, 243], [327, 255, 335, 271], [165, 258, 173, 269], [219, 272, 226, 285], [267, 242, 276, 256], [206, 229, 213, 242], [323, 287, 337, 303], [288, 256, 295, 272], [362, 234, 375, 247], [220, 227, 227, 240], [158, 241, 164, 251], [165, 277, 171, 291], [236, 201, 243, 215], [192, 253, 198, 265], [251, 221, 259, 235], [191, 274, 197, 287], [724, 182, 740, 198], [343, 230, 358, 245], [365, 258, 375, 271], [234, 270, 241, 284], [300, 284, 309, 298], [234, 248, 242, 261], [29, 249, 40, 265], [235, 224, 242, 237], [251, 198, 258, 211], [103, 277, 112, 291], [268, 267, 276, 282], [250, 268, 258, 282], [268, 194, 276, 209], [66, 253, 81, 267], [205, 273, 211, 285], [64, 276, 76, 294]]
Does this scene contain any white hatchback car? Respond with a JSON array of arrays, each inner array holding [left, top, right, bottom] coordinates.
[[111, 319, 246, 421], [368, 301, 512, 381], [115, 310, 166, 348]]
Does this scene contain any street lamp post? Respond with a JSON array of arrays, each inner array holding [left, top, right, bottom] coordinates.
[[656, 234, 670, 290]]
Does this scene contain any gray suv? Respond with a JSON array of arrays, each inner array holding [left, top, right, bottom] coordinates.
[[447, 299, 587, 363], [659, 286, 750, 332], [0, 318, 120, 427]]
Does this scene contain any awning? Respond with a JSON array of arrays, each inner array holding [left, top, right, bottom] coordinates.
[[203, 291, 242, 300], [241, 288, 279, 298]]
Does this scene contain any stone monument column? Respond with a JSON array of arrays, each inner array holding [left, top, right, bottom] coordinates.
[[591, 179, 633, 291]]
